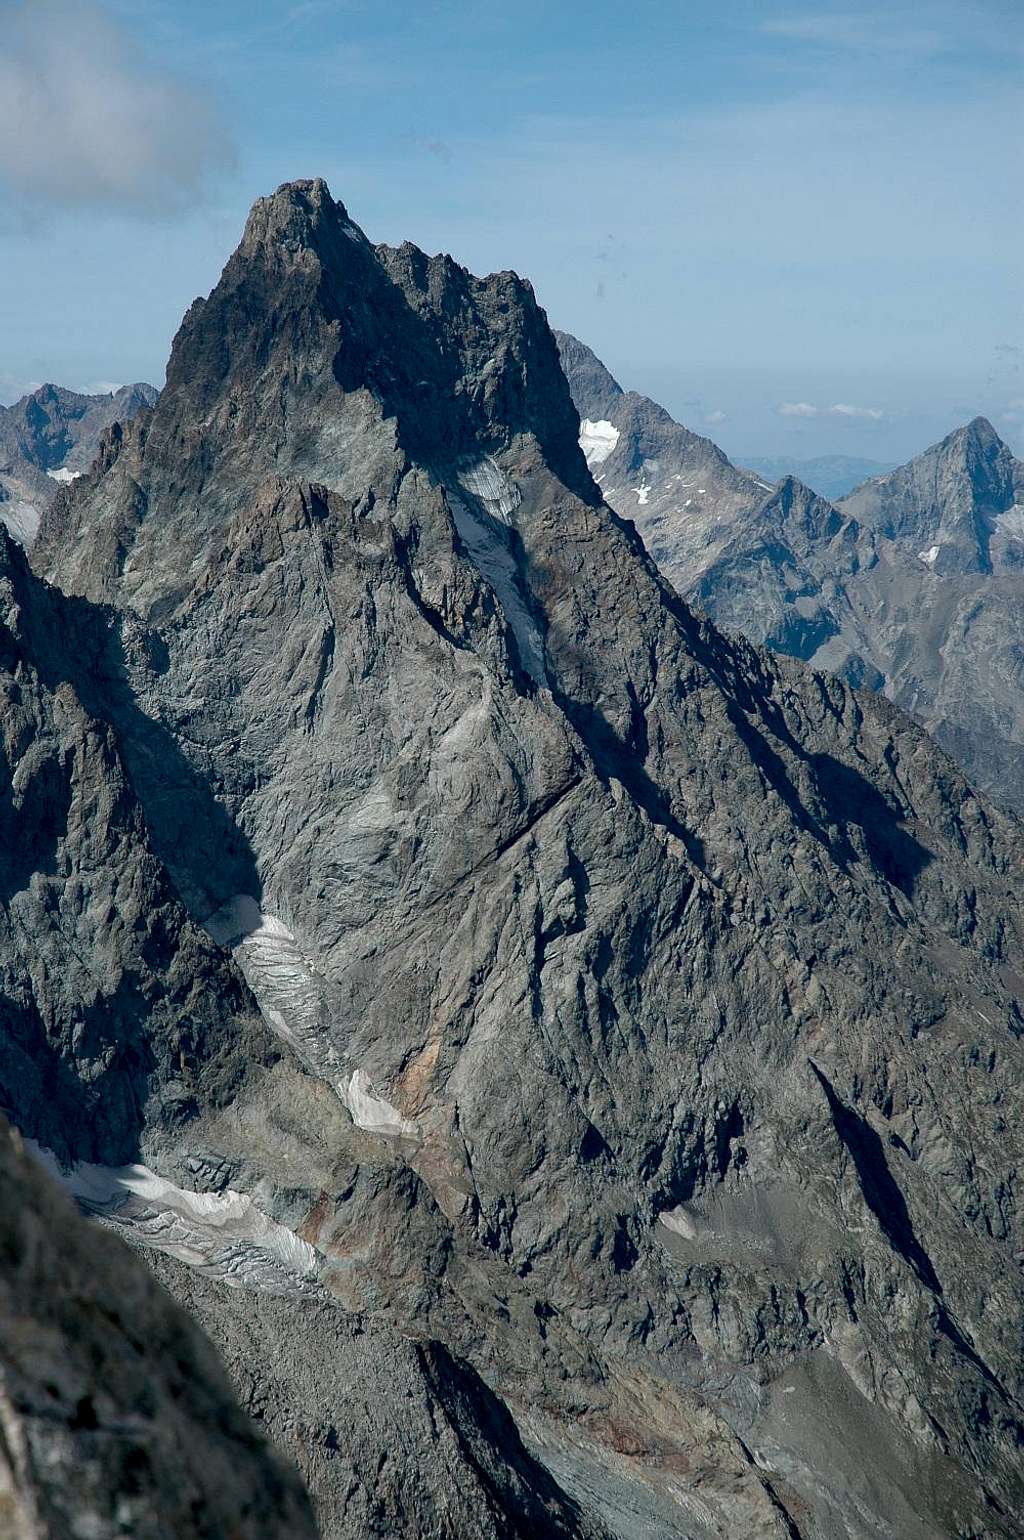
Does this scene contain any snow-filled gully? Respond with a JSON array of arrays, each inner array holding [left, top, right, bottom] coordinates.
[[29, 1144, 322, 1299], [203, 894, 418, 1142], [28, 892, 423, 1299]]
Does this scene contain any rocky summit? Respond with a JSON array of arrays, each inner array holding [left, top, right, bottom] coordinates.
[[558, 332, 1024, 816], [4, 179, 1023, 1536]]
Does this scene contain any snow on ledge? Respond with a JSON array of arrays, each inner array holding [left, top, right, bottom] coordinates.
[[46, 467, 84, 484], [203, 895, 422, 1146], [917, 544, 940, 566], [1, 500, 42, 545], [658, 1205, 698, 1240], [579, 418, 620, 467], [448, 487, 548, 687], [457, 456, 521, 523], [995, 506, 1024, 541]]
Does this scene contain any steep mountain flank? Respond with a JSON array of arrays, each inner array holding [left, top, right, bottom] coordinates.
[[839, 417, 1024, 575], [554, 328, 777, 595], [0, 516, 611, 1539], [558, 333, 1024, 812], [829, 419, 1024, 807], [17, 180, 1024, 1536]]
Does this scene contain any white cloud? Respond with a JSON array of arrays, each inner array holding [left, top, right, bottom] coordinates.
[[0, 0, 234, 215], [829, 402, 884, 420], [704, 409, 727, 425], [78, 380, 123, 396], [777, 401, 884, 420], [759, 14, 944, 54]]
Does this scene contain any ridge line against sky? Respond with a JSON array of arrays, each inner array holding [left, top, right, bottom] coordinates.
[[0, 0, 1020, 460]]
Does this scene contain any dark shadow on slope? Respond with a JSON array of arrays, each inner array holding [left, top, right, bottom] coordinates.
[[811, 1062, 1021, 1414], [0, 747, 72, 904], [554, 692, 707, 872], [810, 754, 933, 896], [416, 1339, 610, 1539], [0, 982, 156, 1167], [722, 697, 932, 899], [23, 579, 262, 920], [585, 503, 935, 899], [811, 1062, 941, 1292]]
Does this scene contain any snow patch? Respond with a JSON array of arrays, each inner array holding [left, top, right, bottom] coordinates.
[[917, 544, 940, 566], [343, 1069, 418, 1139], [658, 1205, 698, 1240], [46, 467, 83, 484], [457, 456, 521, 523], [579, 418, 620, 467], [203, 895, 345, 1094], [29, 1144, 321, 1297], [203, 895, 423, 1146], [994, 505, 1024, 541], [448, 488, 548, 686]]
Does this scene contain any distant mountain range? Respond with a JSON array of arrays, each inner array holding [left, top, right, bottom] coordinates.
[[558, 332, 1024, 813], [738, 453, 897, 500], [0, 380, 157, 543]]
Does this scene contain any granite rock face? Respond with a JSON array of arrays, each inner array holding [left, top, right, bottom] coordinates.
[[10, 180, 1024, 1536], [0, 1118, 316, 1540], [0, 381, 157, 545], [558, 332, 1024, 814]]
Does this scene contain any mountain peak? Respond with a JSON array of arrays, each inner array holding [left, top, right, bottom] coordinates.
[[839, 412, 1023, 575], [939, 414, 1002, 459], [39, 182, 593, 588], [239, 176, 364, 262]]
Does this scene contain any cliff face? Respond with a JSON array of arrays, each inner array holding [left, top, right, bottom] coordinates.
[[15, 180, 1024, 1537]]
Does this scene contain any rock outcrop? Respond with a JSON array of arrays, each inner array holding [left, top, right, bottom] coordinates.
[[9, 180, 1024, 1536]]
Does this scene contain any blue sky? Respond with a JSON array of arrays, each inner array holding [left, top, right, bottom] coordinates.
[[0, 0, 1021, 461]]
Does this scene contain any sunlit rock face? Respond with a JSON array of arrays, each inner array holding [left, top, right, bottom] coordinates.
[[4, 179, 1023, 1537]]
